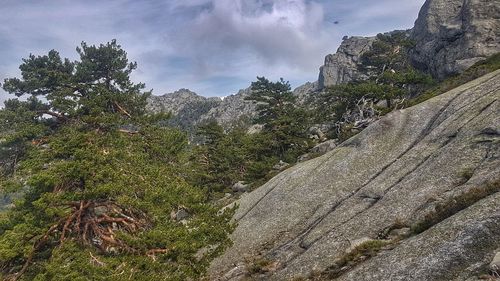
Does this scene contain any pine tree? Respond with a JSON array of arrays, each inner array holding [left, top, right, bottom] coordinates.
[[0, 41, 233, 280], [246, 77, 311, 161]]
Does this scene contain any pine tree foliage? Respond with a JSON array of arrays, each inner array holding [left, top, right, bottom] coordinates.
[[0, 41, 233, 280], [247, 77, 311, 161], [313, 32, 434, 137]]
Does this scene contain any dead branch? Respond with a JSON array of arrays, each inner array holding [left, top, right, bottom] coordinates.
[[113, 102, 132, 118], [37, 110, 68, 121]]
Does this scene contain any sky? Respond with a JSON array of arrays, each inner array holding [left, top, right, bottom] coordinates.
[[0, 0, 426, 104]]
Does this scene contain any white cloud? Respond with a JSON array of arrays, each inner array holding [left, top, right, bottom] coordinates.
[[0, 0, 426, 104]]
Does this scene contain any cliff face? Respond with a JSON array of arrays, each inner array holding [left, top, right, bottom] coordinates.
[[147, 88, 256, 131], [316, 0, 500, 88], [317, 36, 376, 89], [209, 70, 500, 281], [410, 0, 500, 79]]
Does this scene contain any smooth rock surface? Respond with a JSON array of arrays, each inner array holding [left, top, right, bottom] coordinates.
[[209, 70, 500, 280]]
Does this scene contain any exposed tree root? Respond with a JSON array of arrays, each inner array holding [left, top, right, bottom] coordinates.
[[8, 200, 163, 281]]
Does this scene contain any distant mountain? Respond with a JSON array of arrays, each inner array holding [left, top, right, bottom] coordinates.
[[147, 88, 256, 134]]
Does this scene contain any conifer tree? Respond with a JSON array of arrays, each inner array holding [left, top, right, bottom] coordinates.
[[246, 77, 311, 162], [0, 40, 233, 280]]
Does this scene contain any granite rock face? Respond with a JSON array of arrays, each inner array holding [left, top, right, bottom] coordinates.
[[146, 88, 219, 116], [200, 87, 257, 128], [317, 36, 376, 89], [410, 0, 500, 79], [147, 87, 255, 132], [209, 71, 500, 280]]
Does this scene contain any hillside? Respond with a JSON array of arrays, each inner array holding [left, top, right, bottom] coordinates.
[[209, 69, 500, 281]]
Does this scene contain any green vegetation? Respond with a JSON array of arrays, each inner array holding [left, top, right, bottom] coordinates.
[[246, 257, 274, 275], [0, 33, 498, 280], [314, 32, 434, 139], [411, 178, 500, 234], [406, 52, 500, 107], [189, 78, 313, 196], [246, 77, 312, 161], [0, 41, 233, 280], [320, 239, 391, 279]]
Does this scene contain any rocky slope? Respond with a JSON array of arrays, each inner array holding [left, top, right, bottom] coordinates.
[[147, 88, 256, 131], [209, 70, 500, 280]]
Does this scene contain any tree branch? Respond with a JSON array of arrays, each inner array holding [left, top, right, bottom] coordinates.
[[37, 110, 68, 121]]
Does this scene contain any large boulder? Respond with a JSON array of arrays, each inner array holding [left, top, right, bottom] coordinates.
[[209, 70, 500, 280], [410, 0, 500, 79]]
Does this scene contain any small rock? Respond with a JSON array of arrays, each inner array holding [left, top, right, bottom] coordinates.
[[232, 181, 248, 193], [171, 208, 190, 221], [273, 160, 289, 171], [297, 153, 313, 162], [247, 124, 264, 134], [93, 206, 108, 216], [308, 126, 326, 141]]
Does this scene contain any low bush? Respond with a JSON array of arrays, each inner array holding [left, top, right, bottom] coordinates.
[[411, 178, 500, 234]]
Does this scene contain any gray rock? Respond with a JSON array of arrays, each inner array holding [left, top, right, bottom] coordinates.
[[246, 124, 263, 135], [171, 208, 189, 221], [490, 252, 500, 275], [200, 87, 257, 129], [410, 0, 500, 79], [231, 181, 248, 193], [93, 206, 108, 216], [318, 36, 376, 89], [297, 153, 313, 163], [292, 81, 319, 104], [307, 126, 326, 141], [209, 70, 500, 280], [272, 160, 289, 171], [146, 87, 256, 135], [310, 139, 338, 154], [146, 88, 219, 116]]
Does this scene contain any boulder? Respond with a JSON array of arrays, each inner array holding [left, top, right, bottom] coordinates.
[[272, 160, 289, 171], [310, 139, 338, 154], [171, 208, 190, 221], [231, 181, 249, 193]]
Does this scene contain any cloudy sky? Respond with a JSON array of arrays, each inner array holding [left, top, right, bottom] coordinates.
[[0, 0, 425, 103]]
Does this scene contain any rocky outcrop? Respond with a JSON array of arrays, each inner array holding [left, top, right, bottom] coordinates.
[[146, 88, 219, 116], [317, 36, 376, 89], [209, 70, 500, 280], [200, 87, 257, 128], [317, 0, 500, 88], [147, 88, 255, 132], [410, 0, 500, 79]]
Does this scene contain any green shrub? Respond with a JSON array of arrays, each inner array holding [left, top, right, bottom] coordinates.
[[411, 178, 500, 234], [322, 239, 391, 278], [406, 52, 500, 107]]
